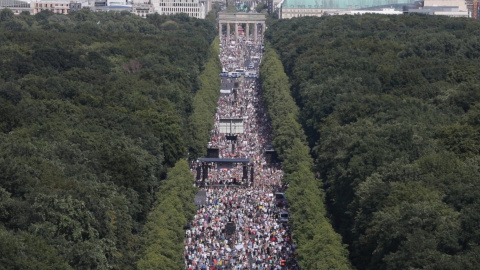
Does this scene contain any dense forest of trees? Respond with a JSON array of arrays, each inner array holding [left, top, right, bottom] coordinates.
[[260, 47, 351, 269], [265, 15, 480, 269], [0, 9, 218, 269], [136, 39, 221, 269]]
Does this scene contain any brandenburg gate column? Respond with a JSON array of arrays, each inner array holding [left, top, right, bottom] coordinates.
[[262, 22, 266, 38], [235, 22, 239, 40], [254, 23, 258, 42], [227, 23, 230, 40], [219, 22, 222, 38], [246, 23, 249, 40]]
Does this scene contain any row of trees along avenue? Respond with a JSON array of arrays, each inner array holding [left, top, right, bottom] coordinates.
[[0, 8, 218, 269], [138, 38, 221, 270], [265, 14, 480, 269], [260, 47, 351, 269]]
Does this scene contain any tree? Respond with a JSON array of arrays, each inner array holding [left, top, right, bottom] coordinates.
[[138, 160, 196, 270], [0, 8, 14, 22], [0, 227, 73, 270]]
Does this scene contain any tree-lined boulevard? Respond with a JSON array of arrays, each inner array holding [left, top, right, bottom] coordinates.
[[2, 6, 480, 270]]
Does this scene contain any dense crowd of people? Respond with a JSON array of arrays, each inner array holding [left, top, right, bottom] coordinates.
[[185, 31, 299, 270]]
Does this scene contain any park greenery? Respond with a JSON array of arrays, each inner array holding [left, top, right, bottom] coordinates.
[[0, 8, 218, 269], [260, 48, 351, 269], [189, 37, 222, 159], [205, 3, 221, 26], [137, 38, 220, 269], [137, 159, 197, 270], [5, 6, 480, 270], [265, 14, 480, 269]]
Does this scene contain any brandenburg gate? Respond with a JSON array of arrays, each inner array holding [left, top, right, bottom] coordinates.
[[218, 13, 266, 42]]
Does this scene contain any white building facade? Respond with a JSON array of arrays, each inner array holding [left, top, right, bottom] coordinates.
[[149, 0, 208, 18], [1, 0, 210, 18], [0, 0, 83, 15]]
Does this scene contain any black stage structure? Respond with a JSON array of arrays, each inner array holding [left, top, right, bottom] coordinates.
[[196, 158, 254, 188]]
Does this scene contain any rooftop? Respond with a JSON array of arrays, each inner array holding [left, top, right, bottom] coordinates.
[[282, 0, 411, 9]]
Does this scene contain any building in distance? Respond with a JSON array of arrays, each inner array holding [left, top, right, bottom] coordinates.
[[0, 0, 82, 15], [273, 0, 470, 18], [0, 0, 211, 18]]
